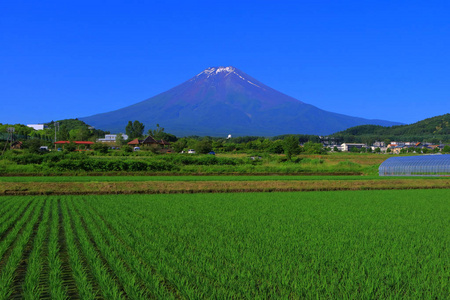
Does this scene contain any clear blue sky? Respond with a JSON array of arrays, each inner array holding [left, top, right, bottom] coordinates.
[[1, 0, 449, 126]]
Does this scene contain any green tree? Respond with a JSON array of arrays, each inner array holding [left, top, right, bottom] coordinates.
[[269, 140, 284, 154], [283, 136, 299, 160], [350, 146, 359, 153], [442, 145, 450, 153], [125, 120, 145, 140], [148, 124, 164, 139], [116, 133, 126, 146], [172, 138, 188, 153], [23, 139, 42, 154], [148, 124, 178, 142], [133, 121, 144, 137], [303, 141, 325, 154], [58, 127, 70, 141], [195, 139, 213, 154]]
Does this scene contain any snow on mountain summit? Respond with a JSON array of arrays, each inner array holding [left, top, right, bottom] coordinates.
[[197, 66, 235, 77], [195, 66, 261, 88]]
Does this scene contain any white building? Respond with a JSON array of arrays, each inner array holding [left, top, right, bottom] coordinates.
[[341, 143, 367, 152], [97, 134, 128, 143], [27, 124, 48, 131]]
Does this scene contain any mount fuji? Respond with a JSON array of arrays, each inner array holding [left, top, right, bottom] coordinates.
[[80, 66, 401, 136]]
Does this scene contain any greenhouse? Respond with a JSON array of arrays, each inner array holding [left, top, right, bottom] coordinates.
[[379, 154, 450, 176]]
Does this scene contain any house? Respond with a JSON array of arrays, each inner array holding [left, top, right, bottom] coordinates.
[[142, 136, 160, 145], [126, 136, 172, 153], [159, 139, 171, 148], [341, 143, 367, 152], [373, 141, 385, 147], [127, 136, 171, 147], [370, 145, 387, 153], [391, 145, 405, 154]]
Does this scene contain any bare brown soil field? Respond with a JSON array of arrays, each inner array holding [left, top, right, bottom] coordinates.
[[2, 178, 449, 195]]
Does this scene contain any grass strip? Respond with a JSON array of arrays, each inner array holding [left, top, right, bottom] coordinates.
[[1, 179, 449, 196]]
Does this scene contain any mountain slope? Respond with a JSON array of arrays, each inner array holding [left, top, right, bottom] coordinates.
[[80, 66, 401, 136]]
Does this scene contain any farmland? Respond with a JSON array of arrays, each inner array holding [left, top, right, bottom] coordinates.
[[0, 190, 449, 298]]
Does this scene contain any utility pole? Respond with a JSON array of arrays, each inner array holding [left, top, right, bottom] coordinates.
[[54, 122, 59, 150], [1, 127, 15, 156]]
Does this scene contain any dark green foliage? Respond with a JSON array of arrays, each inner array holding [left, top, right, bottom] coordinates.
[[122, 145, 132, 153], [160, 155, 242, 166], [172, 138, 188, 153], [269, 140, 284, 154], [147, 124, 178, 142], [283, 135, 300, 160], [273, 134, 320, 143], [92, 143, 109, 154], [332, 113, 450, 143], [53, 159, 177, 172], [0, 124, 34, 135], [22, 139, 43, 154], [48, 119, 109, 141], [195, 139, 213, 154], [302, 141, 326, 154], [125, 121, 145, 140], [64, 142, 77, 152]]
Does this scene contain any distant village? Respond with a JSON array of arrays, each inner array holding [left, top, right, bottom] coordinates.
[[6, 124, 448, 155], [331, 141, 447, 154]]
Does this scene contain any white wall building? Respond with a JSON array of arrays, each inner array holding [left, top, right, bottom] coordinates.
[[97, 134, 128, 143], [341, 143, 367, 152], [27, 124, 48, 130]]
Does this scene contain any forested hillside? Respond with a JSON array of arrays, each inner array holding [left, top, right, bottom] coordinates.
[[331, 114, 450, 143]]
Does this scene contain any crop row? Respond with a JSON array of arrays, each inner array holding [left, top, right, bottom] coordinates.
[[0, 190, 449, 298]]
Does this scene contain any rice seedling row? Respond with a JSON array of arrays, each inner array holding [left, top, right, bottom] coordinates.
[[0, 190, 448, 298], [0, 199, 44, 299], [75, 198, 176, 299]]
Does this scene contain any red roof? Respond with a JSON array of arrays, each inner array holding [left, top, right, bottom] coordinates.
[[54, 141, 94, 145], [127, 138, 141, 145]]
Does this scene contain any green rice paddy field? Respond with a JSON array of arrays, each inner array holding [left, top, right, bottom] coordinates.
[[0, 190, 449, 298]]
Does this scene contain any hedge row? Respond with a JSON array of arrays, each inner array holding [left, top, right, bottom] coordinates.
[[50, 159, 178, 172]]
